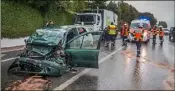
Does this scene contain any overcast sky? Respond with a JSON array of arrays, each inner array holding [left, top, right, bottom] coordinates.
[[107, 1, 175, 28]]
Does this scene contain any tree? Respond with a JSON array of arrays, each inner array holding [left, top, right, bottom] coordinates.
[[137, 12, 157, 27], [110, 2, 139, 29], [106, 1, 118, 13], [70, 1, 88, 12], [158, 21, 168, 28], [88, 0, 108, 9]]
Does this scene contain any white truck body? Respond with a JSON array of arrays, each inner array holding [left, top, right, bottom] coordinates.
[[73, 9, 118, 32]]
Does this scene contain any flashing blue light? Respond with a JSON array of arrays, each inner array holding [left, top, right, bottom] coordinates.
[[139, 16, 150, 21]]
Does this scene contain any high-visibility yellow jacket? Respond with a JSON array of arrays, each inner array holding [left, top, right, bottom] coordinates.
[[108, 25, 117, 35]]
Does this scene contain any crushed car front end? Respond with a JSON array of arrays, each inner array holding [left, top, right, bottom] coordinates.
[[8, 29, 68, 77], [8, 56, 67, 77]]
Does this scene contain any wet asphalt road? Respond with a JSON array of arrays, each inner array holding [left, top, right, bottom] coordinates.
[[1, 35, 175, 90]]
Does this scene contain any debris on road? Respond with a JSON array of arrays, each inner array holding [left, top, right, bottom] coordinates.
[[5, 76, 52, 90]]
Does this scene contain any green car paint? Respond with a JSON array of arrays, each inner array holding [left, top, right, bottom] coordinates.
[[65, 49, 99, 68], [8, 28, 103, 77]]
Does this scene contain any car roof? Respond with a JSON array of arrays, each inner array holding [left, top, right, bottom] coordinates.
[[37, 25, 89, 33], [131, 19, 150, 24], [60, 25, 88, 28]]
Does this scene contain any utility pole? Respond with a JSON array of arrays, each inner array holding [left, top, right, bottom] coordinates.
[[121, 0, 124, 3]]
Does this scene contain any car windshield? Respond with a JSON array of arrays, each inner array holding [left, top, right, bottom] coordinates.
[[27, 29, 64, 46], [170, 27, 175, 31], [164, 29, 168, 31], [130, 23, 149, 29], [75, 15, 96, 25]]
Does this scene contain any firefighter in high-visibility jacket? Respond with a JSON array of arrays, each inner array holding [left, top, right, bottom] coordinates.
[[105, 22, 117, 47], [158, 26, 164, 44], [133, 23, 144, 57], [120, 23, 129, 46], [151, 25, 159, 43]]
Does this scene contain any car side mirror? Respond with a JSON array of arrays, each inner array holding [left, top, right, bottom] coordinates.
[[72, 15, 76, 23]]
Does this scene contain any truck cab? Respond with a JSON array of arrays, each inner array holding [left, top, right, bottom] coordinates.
[[73, 9, 118, 32], [73, 13, 102, 31]]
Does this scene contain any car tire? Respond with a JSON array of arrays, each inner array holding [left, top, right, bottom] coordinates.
[[169, 36, 171, 41]]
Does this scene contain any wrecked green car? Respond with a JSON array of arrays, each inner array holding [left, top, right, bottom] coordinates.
[[8, 28, 102, 76]]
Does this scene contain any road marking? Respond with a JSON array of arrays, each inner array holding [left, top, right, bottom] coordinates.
[[1, 48, 24, 53], [1, 54, 6, 58], [1, 57, 19, 63], [53, 47, 124, 90]]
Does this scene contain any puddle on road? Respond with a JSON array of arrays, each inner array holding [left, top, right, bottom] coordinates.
[[121, 49, 173, 70], [121, 48, 174, 90]]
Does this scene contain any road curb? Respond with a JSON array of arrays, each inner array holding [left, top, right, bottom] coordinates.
[[1, 45, 25, 53]]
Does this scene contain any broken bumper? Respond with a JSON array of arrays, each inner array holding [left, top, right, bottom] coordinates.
[[8, 57, 67, 77]]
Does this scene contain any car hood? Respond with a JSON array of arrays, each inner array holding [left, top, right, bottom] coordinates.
[[27, 29, 66, 46], [25, 29, 66, 56], [130, 28, 143, 33]]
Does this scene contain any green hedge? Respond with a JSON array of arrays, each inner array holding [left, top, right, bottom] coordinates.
[[1, 1, 44, 38], [1, 1, 74, 38]]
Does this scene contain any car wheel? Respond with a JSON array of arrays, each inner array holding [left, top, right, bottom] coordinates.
[[169, 36, 171, 41], [173, 36, 175, 42]]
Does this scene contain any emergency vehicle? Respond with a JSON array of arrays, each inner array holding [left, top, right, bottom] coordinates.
[[129, 19, 151, 43]]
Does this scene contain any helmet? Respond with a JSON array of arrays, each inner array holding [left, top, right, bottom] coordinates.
[[159, 25, 163, 28], [49, 20, 54, 24], [138, 23, 143, 28], [124, 23, 127, 26], [111, 22, 114, 25]]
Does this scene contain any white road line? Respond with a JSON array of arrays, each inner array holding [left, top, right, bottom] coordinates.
[[1, 54, 6, 58], [1, 48, 24, 53], [53, 47, 124, 90], [1, 57, 19, 63]]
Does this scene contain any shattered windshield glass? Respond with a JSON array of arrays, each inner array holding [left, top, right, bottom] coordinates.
[[25, 29, 65, 57], [130, 23, 149, 29], [27, 29, 64, 46]]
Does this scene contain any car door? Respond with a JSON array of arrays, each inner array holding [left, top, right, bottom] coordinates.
[[65, 31, 103, 68], [66, 28, 78, 43]]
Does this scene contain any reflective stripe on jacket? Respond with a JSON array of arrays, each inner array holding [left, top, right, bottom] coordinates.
[[121, 27, 129, 36], [108, 25, 117, 35], [151, 29, 159, 35], [159, 31, 164, 36], [134, 33, 143, 41], [133, 29, 143, 41]]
